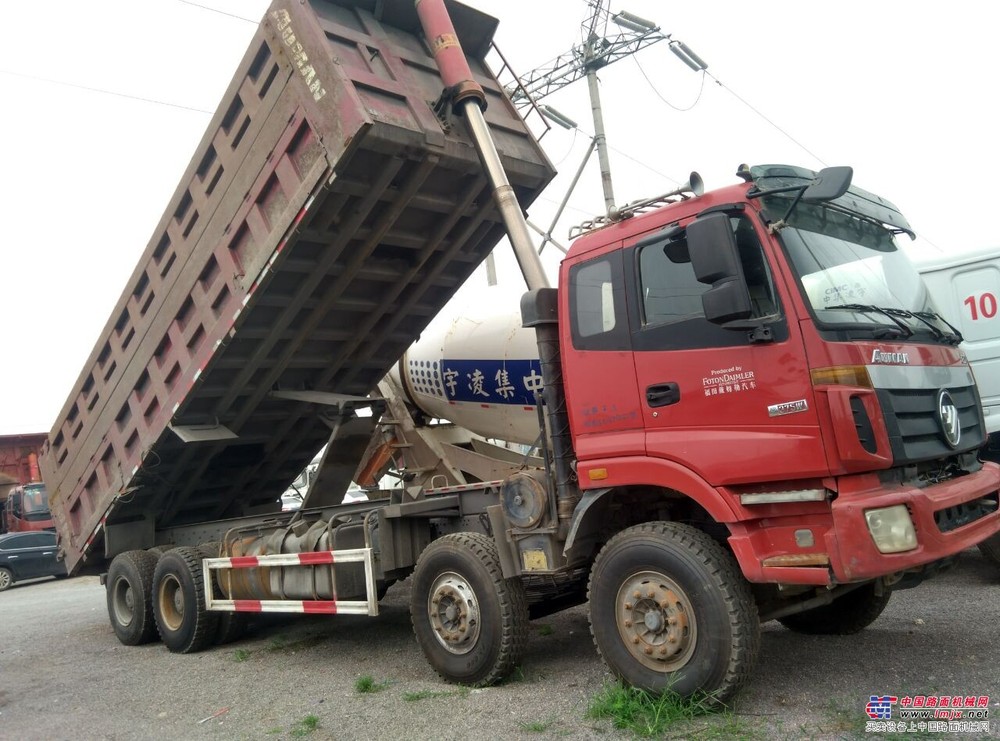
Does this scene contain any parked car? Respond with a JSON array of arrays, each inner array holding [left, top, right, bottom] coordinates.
[[0, 530, 67, 591]]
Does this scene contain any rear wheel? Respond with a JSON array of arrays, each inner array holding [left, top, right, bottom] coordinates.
[[198, 542, 248, 645], [0, 566, 13, 591], [778, 582, 891, 635], [106, 550, 159, 645], [153, 546, 218, 653], [588, 522, 760, 702], [410, 533, 528, 687]]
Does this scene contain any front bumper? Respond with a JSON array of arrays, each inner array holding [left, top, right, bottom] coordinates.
[[826, 461, 1000, 582]]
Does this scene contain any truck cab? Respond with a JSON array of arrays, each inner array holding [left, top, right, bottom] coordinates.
[[560, 165, 998, 586], [4, 483, 55, 533]]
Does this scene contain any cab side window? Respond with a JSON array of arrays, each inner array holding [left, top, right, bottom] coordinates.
[[631, 214, 782, 350], [639, 236, 707, 326], [569, 251, 631, 351]]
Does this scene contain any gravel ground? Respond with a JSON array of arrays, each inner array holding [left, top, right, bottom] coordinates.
[[1, 549, 998, 741]]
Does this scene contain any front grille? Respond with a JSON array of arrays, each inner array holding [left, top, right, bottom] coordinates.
[[849, 395, 878, 453], [877, 385, 986, 465], [935, 493, 999, 533]]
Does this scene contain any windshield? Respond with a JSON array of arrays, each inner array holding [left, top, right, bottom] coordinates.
[[22, 485, 50, 520], [763, 197, 957, 343]]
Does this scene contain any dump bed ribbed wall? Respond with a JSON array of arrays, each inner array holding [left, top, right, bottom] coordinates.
[[40, 0, 554, 574]]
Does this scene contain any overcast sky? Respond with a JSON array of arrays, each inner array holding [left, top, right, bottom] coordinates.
[[1, 0, 997, 435]]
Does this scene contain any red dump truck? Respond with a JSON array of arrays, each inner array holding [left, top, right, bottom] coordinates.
[[0, 433, 53, 533], [42, 0, 1000, 702]]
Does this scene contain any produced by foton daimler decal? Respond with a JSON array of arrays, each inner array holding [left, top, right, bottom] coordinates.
[[702, 365, 757, 398]]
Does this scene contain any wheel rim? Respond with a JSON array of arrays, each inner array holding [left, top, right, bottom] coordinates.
[[427, 570, 480, 655], [111, 576, 136, 627], [615, 570, 697, 672], [0, 570, 10, 589], [157, 573, 185, 632]]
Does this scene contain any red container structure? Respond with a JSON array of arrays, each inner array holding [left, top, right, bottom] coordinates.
[[40, 0, 554, 574]]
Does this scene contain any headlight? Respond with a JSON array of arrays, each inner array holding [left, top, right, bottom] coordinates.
[[864, 505, 918, 553]]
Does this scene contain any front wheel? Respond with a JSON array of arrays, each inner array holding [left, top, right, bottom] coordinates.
[[153, 546, 218, 653], [979, 533, 1000, 569], [778, 582, 891, 635], [106, 550, 159, 645], [410, 533, 529, 687], [588, 522, 760, 702]]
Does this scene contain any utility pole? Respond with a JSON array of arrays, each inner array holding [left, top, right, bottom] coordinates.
[[486, 1, 708, 281], [508, 1, 670, 215]]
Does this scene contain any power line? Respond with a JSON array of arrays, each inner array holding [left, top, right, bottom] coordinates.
[[706, 72, 828, 168], [633, 55, 706, 113], [0, 69, 213, 114], [176, 0, 257, 24]]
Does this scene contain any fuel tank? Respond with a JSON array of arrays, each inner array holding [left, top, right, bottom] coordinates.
[[391, 293, 542, 445]]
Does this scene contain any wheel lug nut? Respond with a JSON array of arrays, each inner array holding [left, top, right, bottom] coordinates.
[[633, 591, 641, 599], [668, 617, 677, 625], [644, 647, 653, 655], [668, 636, 677, 643], [624, 602, 632, 610], [647, 590, 655, 598], [660, 600, 670, 609], [632, 637, 640, 645], [624, 620, 632, 628], [659, 648, 668, 656]]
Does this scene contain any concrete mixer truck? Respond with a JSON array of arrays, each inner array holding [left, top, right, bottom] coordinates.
[[41, 0, 1000, 704]]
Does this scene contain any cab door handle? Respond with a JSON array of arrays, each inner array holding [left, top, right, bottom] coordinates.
[[646, 382, 680, 407]]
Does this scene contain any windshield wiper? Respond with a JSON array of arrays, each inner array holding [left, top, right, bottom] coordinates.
[[824, 303, 914, 338], [913, 310, 964, 345]]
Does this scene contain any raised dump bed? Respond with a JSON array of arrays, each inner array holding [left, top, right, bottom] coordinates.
[[40, 0, 554, 574]]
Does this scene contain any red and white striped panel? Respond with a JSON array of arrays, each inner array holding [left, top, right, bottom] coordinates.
[[202, 547, 377, 617]]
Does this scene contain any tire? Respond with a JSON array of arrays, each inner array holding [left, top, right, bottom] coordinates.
[[778, 582, 891, 635], [106, 550, 159, 645], [153, 546, 218, 653], [0, 566, 13, 591], [197, 542, 247, 645], [978, 533, 1000, 569], [410, 533, 529, 687], [588, 522, 760, 702]]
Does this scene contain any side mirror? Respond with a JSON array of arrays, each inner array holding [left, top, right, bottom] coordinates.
[[687, 213, 753, 325], [802, 166, 853, 202]]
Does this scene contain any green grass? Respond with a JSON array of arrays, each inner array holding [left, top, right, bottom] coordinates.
[[290, 714, 320, 737], [402, 686, 471, 702], [402, 689, 452, 702], [520, 718, 554, 733], [355, 675, 390, 694], [264, 632, 327, 653], [536, 623, 554, 637], [233, 648, 250, 662], [586, 682, 733, 738], [266, 636, 286, 651]]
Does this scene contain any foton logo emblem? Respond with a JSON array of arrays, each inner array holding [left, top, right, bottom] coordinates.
[[871, 349, 910, 364], [937, 389, 961, 448]]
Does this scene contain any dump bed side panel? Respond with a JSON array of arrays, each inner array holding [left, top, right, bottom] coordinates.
[[41, 0, 554, 574]]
